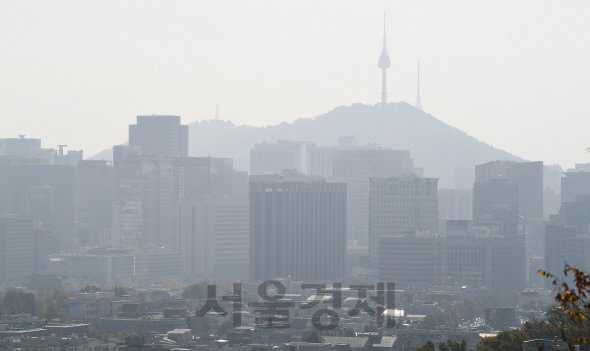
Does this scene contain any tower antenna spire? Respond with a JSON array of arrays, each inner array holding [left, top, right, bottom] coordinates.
[[415, 60, 423, 110], [215, 99, 220, 120], [378, 11, 391, 106]]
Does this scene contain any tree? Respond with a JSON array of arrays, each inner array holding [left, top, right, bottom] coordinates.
[[540, 264, 590, 348], [183, 282, 208, 300], [416, 340, 435, 351], [418, 340, 467, 351], [2, 289, 36, 315], [475, 330, 531, 351], [35, 288, 70, 322], [80, 285, 102, 293], [112, 286, 128, 298]]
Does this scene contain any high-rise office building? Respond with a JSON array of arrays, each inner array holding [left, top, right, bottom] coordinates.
[[332, 149, 415, 178], [176, 198, 250, 279], [21, 165, 75, 251], [438, 188, 472, 220], [172, 157, 235, 200], [0, 158, 74, 251], [544, 223, 577, 288], [0, 136, 82, 166], [129, 115, 189, 158], [249, 176, 347, 282], [250, 140, 314, 175], [112, 145, 174, 249], [560, 195, 590, 236], [562, 171, 590, 203], [0, 216, 34, 284], [330, 148, 416, 246], [369, 176, 438, 264], [475, 160, 543, 220], [378, 234, 444, 288], [379, 233, 525, 293], [74, 160, 113, 247]]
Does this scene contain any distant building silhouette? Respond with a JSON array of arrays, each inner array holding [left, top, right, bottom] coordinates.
[[249, 172, 346, 282], [0, 136, 82, 166], [0, 216, 34, 284], [172, 157, 235, 200], [176, 198, 249, 279], [129, 115, 188, 158], [544, 222, 577, 288], [438, 188, 472, 220], [74, 160, 113, 247], [475, 160, 543, 220], [250, 140, 314, 175], [473, 179, 519, 236], [112, 145, 174, 249], [562, 171, 590, 202], [379, 230, 525, 293], [369, 175, 438, 266]]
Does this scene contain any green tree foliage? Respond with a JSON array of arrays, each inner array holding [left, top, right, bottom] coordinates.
[[475, 330, 530, 351], [416, 340, 435, 351], [147, 290, 170, 300], [418, 340, 467, 351], [35, 288, 70, 322], [540, 264, 590, 348], [1, 290, 36, 315], [86, 326, 136, 339], [111, 286, 128, 298], [183, 282, 208, 300]]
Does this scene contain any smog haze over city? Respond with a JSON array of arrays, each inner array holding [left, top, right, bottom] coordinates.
[[1, 2, 590, 350]]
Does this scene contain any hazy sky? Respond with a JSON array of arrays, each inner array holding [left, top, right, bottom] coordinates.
[[1, 1, 589, 168]]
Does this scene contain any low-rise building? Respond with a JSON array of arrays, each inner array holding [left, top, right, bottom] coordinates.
[[68, 292, 119, 324]]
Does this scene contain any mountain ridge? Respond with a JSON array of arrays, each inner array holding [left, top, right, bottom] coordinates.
[[89, 102, 523, 187]]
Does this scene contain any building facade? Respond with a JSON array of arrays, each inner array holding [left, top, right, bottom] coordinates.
[[128, 115, 188, 158], [176, 198, 250, 278], [0, 216, 34, 284], [249, 178, 346, 282], [369, 176, 438, 265], [475, 160, 543, 220]]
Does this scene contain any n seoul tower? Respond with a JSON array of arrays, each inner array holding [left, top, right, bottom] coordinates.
[[378, 13, 391, 106]]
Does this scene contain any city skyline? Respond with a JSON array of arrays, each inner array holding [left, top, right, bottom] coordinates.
[[1, 2, 589, 169]]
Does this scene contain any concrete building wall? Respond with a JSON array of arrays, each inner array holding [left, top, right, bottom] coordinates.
[[249, 180, 347, 282], [0, 217, 34, 284], [176, 198, 249, 279]]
